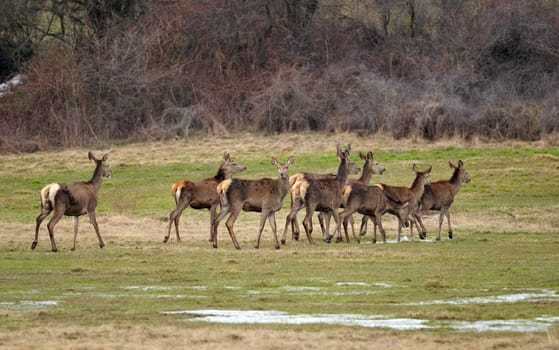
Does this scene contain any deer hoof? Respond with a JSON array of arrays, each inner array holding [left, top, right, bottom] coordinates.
[[372, 239, 377, 244], [335, 236, 343, 243], [448, 232, 453, 239], [31, 242, 38, 250], [293, 233, 299, 241], [280, 239, 286, 245], [324, 236, 332, 243], [163, 236, 169, 243]]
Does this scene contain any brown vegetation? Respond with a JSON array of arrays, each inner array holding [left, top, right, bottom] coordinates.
[[0, 0, 558, 152]]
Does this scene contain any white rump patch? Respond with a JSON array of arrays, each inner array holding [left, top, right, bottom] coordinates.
[[41, 183, 60, 208], [217, 179, 232, 195]]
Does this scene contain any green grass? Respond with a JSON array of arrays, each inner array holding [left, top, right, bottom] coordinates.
[[0, 135, 558, 348]]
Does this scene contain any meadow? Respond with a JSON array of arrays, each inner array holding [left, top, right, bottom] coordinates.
[[0, 133, 558, 349]]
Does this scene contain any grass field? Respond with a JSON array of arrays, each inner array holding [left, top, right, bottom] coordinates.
[[0, 133, 558, 349]]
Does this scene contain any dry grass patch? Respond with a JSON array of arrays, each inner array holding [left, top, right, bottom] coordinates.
[[0, 323, 554, 350]]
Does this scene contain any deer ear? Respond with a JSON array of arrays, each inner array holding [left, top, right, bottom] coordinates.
[[412, 163, 419, 172], [359, 151, 366, 160], [223, 152, 231, 161], [458, 160, 464, 168], [367, 151, 373, 159], [287, 156, 295, 165], [425, 165, 432, 174], [270, 157, 279, 166], [88, 151, 95, 161], [102, 153, 109, 162], [449, 160, 456, 169]]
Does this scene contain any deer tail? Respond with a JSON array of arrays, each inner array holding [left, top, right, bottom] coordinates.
[[289, 173, 305, 187], [216, 179, 233, 206], [41, 183, 61, 209], [171, 180, 187, 204], [342, 184, 353, 205]]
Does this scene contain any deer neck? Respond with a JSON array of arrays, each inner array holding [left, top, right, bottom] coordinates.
[[410, 174, 426, 198], [357, 164, 372, 185], [448, 168, 463, 194], [279, 176, 290, 199], [87, 163, 105, 193], [336, 158, 349, 187], [215, 165, 229, 182]]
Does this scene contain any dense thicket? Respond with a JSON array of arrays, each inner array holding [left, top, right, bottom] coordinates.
[[0, 0, 558, 152]]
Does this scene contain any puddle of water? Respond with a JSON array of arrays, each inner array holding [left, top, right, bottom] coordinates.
[[404, 289, 559, 306], [163, 309, 430, 330], [163, 309, 559, 333], [443, 317, 559, 333], [0, 300, 58, 310], [336, 282, 370, 287]]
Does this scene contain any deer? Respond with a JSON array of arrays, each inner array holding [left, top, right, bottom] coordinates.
[[214, 156, 295, 250], [164, 152, 246, 244], [336, 182, 402, 244], [413, 160, 471, 241], [359, 164, 432, 243], [285, 151, 362, 242], [318, 151, 385, 243], [32, 151, 111, 252], [282, 145, 353, 245]]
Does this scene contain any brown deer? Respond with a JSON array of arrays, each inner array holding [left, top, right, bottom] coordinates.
[[164, 152, 246, 244], [370, 164, 432, 242], [336, 182, 402, 244], [32, 152, 111, 252], [282, 145, 353, 245], [414, 160, 471, 240], [319, 151, 385, 242], [214, 156, 295, 250], [285, 151, 362, 242]]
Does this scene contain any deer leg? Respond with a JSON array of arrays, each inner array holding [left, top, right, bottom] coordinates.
[[348, 214, 355, 241], [213, 203, 230, 249], [343, 215, 351, 243], [268, 212, 280, 250], [224, 207, 241, 250], [359, 215, 368, 237], [396, 215, 403, 243], [282, 200, 302, 245], [46, 210, 64, 252], [89, 212, 105, 249], [302, 208, 316, 244], [255, 210, 269, 249], [437, 208, 447, 241], [339, 209, 357, 243], [209, 204, 217, 243], [71, 216, 79, 251], [414, 213, 427, 240], [318, 212, 326, 238], [374, 214, 387, 243], [165, 197, 190, 243], [446, 208, 453, 239], [32, 206, 52, 250]]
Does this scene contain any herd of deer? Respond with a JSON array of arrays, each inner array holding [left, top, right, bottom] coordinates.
[[32, 147, 471, 252]]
